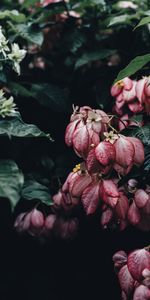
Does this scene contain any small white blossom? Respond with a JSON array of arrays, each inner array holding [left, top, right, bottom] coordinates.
[[8, 43, 26, 75], [0, 89, 17, 118], [0, 26, 9, 58], [104, 131, 118, 144]]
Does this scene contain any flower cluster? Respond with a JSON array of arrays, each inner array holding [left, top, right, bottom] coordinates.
[[100, 180, 150, 232], [111, 76, 150, 116], [113, 248, 150, 299], [53, 105, 145, 231], [0, 26, 26, 75], [14, 208, 78, 240]]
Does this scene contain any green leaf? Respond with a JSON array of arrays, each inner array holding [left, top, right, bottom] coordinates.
[[31, 83, 70, 112], [0, 10, 26, 23], [122, 125, 150, 145], [134, 16, 150, 30], [144, 145, 150, 173], [22, 0, 39, 8], [21, 180, 53, 206], [75, 50, 115, 69], [0, 117, 51, 139], [9, 82, 33, 98], [107, 14, 130, 27], [8, 23, 44, 46], [114, 54, 150, 83], [0, 160, 24, 210], [0, 72, 7, 83]]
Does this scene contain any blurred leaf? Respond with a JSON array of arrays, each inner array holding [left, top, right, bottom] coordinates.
[[0, 72, 7, 83], [22, 0, 39, 8], [75, 49, 115, 69], [0, 10, 26, 22], [0, 160, 24, 211], [9, 82, 33, 97], [107, 14, 130, 27], [21, 179, 53, 205], [114, 54, 150, 83], [31, 83, 70, 112], [0, 117, 51, 139], [135, 16, 150, 29]]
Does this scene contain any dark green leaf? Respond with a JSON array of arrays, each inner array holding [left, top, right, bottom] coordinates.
[[75, 50, 115, 69], [122, 125, 150, 146], [9, 82, 33, 98], [21, 180, 53, 206], [0, 117, 51, 139], [31, 83, 70, 112], [8, 23, 44, 46], [135, 16, 150, 30], [114, 54, 150, 83], [0, 160, 24, 210]]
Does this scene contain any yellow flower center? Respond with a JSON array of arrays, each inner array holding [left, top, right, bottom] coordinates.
[[116, 80, 124, 88], [73, 163, 81, 173]]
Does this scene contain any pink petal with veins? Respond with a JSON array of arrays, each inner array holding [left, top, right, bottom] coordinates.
[[128, 249, 150, 281]]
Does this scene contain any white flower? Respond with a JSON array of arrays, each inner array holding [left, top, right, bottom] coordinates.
[[8, 43, 26, 75], [0, 89, 17, 118], [0, 26, 9, 58]]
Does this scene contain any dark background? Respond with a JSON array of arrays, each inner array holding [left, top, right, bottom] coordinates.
[[0, 204, 149, 300]]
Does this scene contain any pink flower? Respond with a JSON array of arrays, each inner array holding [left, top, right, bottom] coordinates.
[[136, 77, 150, 114], [127, 249, 150, 281], [113, 135, 144, 175], [65, 106, 109, 158]]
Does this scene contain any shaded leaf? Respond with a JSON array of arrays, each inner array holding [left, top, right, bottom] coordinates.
[[75, 50, 115, 69], [0, 160, 24, 210], [135, 16, 150, 30], [31, 83, 70, 112], [0, 117, 51, 139], [9, 82, 33, 98], [21, 180, 53, 206], [0, 10, 26, 23]]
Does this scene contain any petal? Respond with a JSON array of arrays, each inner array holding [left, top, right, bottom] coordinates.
[[73, 125, 89, 158], [113, 162, 133, 175], [118, 265, 135, 296], [128, 201, 141, 225], [133, 285, 150, 300], [65, 120, 80, 146], [115, 193, 129, 220], [113, 251, 127, 270], [128, 101, 143, 113], [100, 179, 119, 207], [114, 136, 135, 168], [95, 141, 116, 166], [128, 249, 150, 281], [123, 81, 136, 102], [81, 182, 100, 215], [123, 77, 133, 90], [134, 189, 149, 208], [111, 84, 122, 97], [126, 137, 144, 165], [144, 79, 150, 97], [135, 78, 147, 103], [86, 148, 101, 173], [71, 174, 92, 197], [100, 208, 113, 227]]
